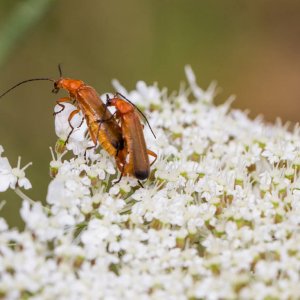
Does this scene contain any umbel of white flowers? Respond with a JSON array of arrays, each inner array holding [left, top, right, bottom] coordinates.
[[0, 66, 300, 300]]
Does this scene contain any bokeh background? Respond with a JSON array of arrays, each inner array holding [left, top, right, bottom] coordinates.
[[1, 0, 300, 227]]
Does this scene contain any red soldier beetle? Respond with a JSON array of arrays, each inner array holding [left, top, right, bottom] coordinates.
[[0, 65, 124, 159], [104, 92, 157, 184]]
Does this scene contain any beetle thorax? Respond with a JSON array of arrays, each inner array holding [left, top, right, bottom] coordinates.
[[57, 78, 84, 96], [116, 99, 133, 115]]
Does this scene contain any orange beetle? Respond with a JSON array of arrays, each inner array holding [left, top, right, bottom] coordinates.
[[105, 93, 157, 183]]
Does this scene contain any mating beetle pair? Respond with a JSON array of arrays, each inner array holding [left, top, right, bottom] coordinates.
[[0, 66, 157, 184]]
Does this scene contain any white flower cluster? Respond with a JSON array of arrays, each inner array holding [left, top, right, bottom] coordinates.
[[0, 147, 32, 192], [1, 67, 300, 299]]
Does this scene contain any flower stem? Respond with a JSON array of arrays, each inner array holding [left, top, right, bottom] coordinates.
[[14, 187, 51, 214]]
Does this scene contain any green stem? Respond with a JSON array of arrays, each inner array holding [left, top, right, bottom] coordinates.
[[0, 0, 56, 67], [15, 187, 51, 214]]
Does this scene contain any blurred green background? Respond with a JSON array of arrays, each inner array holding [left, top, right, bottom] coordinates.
[[1, 0, 300, 228]]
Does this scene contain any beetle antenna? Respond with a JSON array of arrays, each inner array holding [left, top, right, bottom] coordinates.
[[58, 63, 63, 77], [116, 92, 156, 139], [0, 78, 55, 99]]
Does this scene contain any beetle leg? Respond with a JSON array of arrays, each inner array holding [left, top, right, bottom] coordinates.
[[84, 120, 102, 160], [147, 149, 157, 166], [77, 117, 84, 129], [64, 109, 80, 145], [113, 164, 125, 185], [137, 180, 144, 188], [53, 97, 72, 116]]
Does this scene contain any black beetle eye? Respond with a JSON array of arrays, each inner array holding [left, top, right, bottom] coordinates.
[[52, 83, 59, 94]]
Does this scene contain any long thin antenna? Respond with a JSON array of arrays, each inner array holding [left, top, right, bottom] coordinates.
[[0, 78, 54, 99], [58, 64, 63, 77], [116, 92, 156, 139]]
